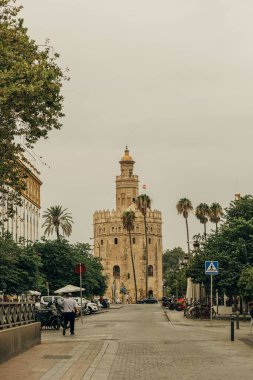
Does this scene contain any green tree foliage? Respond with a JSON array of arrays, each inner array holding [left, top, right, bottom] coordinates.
[[176, 198, 193, 254], [187, 195, 253, 298], [209, 202, 224, 232], [195, 203, 210, 241], [0, 0, 67, 220], [0, 234, 43, 293], [163, 247, 186, 296], [238, 267, 253, 301], [35, 239, 107, 298], [42, 206, 73, 240]]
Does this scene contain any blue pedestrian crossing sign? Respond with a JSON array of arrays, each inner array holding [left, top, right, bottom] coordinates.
[[205, 261, 219, 275]]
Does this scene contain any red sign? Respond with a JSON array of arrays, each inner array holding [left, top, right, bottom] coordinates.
[[74, 264, 86, 274]]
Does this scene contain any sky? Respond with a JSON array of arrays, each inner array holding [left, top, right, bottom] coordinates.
[[20, 0, 253, 251]]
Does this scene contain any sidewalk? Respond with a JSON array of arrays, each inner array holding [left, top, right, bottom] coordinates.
[[164, 308, 253, 346]]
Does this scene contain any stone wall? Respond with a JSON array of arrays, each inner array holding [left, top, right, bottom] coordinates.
[[0, 323, 41, 364]]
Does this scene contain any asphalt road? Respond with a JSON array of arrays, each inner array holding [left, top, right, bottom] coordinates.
[[1, 304, 253, 379]]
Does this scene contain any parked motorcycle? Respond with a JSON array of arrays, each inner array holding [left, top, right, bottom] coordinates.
[[35, 305, 61, 329]]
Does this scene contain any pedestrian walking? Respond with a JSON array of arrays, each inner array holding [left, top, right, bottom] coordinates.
[[249, 304, 253, 334], [62, 293, 79, 336]]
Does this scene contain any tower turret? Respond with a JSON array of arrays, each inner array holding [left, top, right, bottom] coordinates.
[[116, 147, 139, 212]]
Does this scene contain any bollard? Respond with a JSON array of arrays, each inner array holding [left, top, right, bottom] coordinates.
[[231, 316, 235, 341], [236, 311, 240, 329]]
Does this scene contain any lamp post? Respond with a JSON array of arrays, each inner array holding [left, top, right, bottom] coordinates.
[[175, 268, 179, 299]]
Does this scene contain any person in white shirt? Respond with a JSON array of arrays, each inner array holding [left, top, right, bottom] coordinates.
[[62, 293, 79, 336]]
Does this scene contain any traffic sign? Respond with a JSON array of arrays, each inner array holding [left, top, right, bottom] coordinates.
[[205, 261, 219, 275], [74, 263, 86, 274]]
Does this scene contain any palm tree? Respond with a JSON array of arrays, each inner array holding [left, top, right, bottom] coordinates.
[[195, 203, 210, 241], [122, 210, 138, 303], [136, 194, 151, 297], [176, 198, 193, 254], [209, 202, 223, 232], [42, 205, 73, 240]]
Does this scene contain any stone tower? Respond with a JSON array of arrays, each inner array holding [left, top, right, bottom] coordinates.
[[93, 148, 163, 302]]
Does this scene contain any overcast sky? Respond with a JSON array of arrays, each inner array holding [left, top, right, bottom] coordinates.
[[20, 0, 253, 251]]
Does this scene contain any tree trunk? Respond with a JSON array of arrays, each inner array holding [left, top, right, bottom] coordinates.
[[128, 230, 138, 303], [215, 222, 218, 233], [144, 213, 149, 297], [204, 222, 207, 242], [56, 225, 60, 241], [185, 217, 190, 255]]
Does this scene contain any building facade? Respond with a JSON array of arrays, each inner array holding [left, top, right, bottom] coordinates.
[[1, 160, 42, 243], [93, 148, 163, 302]]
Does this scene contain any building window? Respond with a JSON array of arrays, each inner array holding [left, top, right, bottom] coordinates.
[[101, 240, 103, 246], [148, 265, 153, 277], [148, 238, 151, 244], [151, 227, 153, 232], [132, 237, 136, 244], [112, 227, 115, 233], [136, 226, 139, 233], [127, 273, 130, 279], [118, 227, 121, 233], [113, 265, 120, 279], [114, 238, 118, 245]]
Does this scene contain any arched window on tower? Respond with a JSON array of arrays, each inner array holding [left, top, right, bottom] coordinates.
[[113, 265, 120, 279], [114, 238, 118, 245], [148, 265, 153, 277]]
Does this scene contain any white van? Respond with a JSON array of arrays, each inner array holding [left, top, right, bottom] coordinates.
[[40, 296, 64, 308]]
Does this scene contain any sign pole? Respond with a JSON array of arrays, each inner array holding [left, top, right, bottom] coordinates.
[[80, 263, 83, 324], [210, 274, 213, 327]]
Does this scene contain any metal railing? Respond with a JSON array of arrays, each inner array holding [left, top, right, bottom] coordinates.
[[0, 302, 36, 329]]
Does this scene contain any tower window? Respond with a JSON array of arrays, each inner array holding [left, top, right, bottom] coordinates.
[[113, 265, 120, 279], [148, 265, 153, 277], [148, 238, 151, 244], [127, 273, 130, 279], [132, 237, 136, 244], [101, 240, 103, 246], [129, 170, 132, 177], [114, 238, 118, 245]]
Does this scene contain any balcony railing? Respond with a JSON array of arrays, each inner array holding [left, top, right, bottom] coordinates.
[[0, 302, 36, 329]]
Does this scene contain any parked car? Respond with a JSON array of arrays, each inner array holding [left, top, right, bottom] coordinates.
[[40, 296, 64, 308], [137, 298, 158, 304], [73, 297, 99, 314], [144, 297, 158, 304]]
